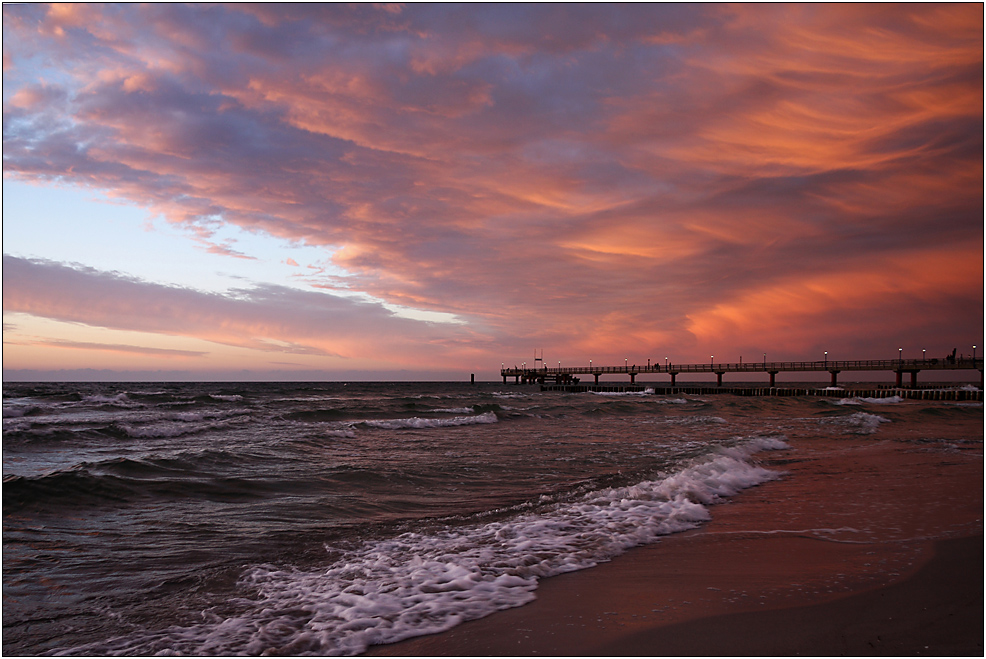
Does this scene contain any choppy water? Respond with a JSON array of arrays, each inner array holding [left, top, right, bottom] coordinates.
[[3, 381, 980, 655]]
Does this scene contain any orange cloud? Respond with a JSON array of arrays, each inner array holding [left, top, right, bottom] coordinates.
[[2, 4, 981, 375]]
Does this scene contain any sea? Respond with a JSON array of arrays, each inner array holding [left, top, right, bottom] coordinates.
[[3, 380, 981, 656]]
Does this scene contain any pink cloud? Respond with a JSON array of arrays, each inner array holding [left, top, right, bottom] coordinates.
[[2, 256, 494, 366], [2, 4, 981, 371]]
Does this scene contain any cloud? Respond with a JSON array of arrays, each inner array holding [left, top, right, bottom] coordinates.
[[8, 338, 208, 358], [2, 4, 982, 368], [2, 255, 492, 366]]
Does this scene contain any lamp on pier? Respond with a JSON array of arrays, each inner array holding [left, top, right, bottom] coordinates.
[[824, 351, 827, 368]]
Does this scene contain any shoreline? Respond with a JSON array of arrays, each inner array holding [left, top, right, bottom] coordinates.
[[369, 422, 983, 656]]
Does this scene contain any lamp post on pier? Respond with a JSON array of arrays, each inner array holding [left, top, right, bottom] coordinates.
[[824, 351, 828, 368]]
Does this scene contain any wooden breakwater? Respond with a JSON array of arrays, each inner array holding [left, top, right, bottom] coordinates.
[[539, 384, 983, 401]]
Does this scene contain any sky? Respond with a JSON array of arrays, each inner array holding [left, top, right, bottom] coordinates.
[[3, 3, 983, 382]]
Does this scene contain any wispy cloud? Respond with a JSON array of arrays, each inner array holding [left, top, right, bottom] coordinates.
[[9, 338, 208, 358], [2, 255, 493, 366], [2, 4, 981, 373]]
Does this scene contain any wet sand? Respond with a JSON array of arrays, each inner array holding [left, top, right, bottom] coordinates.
[[369, 419, 983, 656]]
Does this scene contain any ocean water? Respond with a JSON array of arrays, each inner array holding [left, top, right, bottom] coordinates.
[[2, 381, 980, 655]]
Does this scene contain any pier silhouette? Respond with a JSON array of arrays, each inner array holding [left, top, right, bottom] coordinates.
[[501, 356, 984, 389]]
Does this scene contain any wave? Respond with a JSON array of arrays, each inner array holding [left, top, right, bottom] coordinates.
[[589, 388, 656, 396], [834, 395, 904, 405], [2, 403, 43, 418], [117, 414, 253, 439], [209, 394, 244, 401], [661, 415, 727, 426], [67, 436, 787, 656], [3, 455, 274, 513], [821, 411, 891, 435], [80, 392, 143, 408], [283, 408, 354, 422], [361, 411, 499, 430]]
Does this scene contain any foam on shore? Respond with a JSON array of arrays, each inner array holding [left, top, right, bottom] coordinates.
[[74, 435, 788, 656]]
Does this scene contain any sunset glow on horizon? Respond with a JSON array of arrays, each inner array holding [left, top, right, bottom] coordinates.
[[3, 3, 983, 381]]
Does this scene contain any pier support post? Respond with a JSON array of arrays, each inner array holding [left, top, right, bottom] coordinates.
[[669, 372, 677, 386], [911, 370, 918, 388], [769, 371, 778, 387], [593, 372, 600, 384], [829, 370, 840, 387], [629, 372, 636, 384], [895, 370, 902, 387], [716, 372, 723, 387]]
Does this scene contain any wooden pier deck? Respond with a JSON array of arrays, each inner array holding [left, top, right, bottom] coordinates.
[[501, 357, 984, 389]]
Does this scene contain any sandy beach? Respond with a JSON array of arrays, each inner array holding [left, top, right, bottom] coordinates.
[[369, 412, 984, 656]]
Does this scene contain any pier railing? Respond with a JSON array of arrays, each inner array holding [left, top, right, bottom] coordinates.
[[500, 357, 983, 388], [502, 357, 982, 376]]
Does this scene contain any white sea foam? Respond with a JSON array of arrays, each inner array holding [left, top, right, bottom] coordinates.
[[834, 395, 904, 406], [432, 407, 475, 414], [118, 415, 252, 438], [83, 435, 787, 656], [363, 412, 498, 430], [2, 404, 40, 418], [857, 395, 904, 404], [822, 412, 891, 435], [82, 393, 135, 406], [491, 392, 533, 399], [589, 388, 655, 397]]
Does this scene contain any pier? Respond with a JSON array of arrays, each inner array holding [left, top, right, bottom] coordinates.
[[500, 357, 984, 389]]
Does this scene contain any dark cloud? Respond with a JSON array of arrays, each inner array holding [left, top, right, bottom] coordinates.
[[2, 3, 982, 370]]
